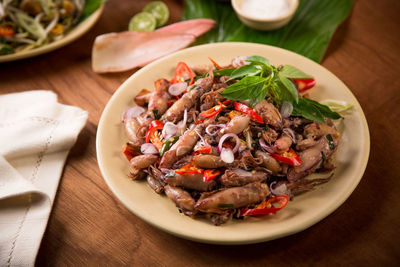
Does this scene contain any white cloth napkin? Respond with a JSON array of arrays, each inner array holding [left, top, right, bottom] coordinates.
[[0, 90, 88, 266]]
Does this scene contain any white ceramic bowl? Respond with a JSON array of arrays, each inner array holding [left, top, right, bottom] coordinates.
[[231, 0, 299, 31], [96, 42, 370, 245]]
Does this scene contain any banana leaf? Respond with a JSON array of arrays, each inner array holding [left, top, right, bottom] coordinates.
[[182, 0, 354, 62]]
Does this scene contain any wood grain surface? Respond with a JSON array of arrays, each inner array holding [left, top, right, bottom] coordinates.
[[1, 0, 399, 265]]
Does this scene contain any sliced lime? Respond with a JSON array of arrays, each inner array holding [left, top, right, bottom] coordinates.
[[143, 1, 169, 27], [129, 12, 156, 32]]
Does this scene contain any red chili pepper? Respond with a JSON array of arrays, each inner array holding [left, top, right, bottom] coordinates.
[[0, 25, 14, 36], [193, 146, 212, 154], [175, 163, 204, 175], [293, 78, 316, 92], [122, 143, 140, 161], [234, 102, 264, 124], [271, 148, 302, 166], [240, 195, 290, 216], [170, 62, 195, 85], [208, 57, 222, 70], [203, 169, 221, 182], [199, 102, 225, 118], [145, 120, 164, 151]]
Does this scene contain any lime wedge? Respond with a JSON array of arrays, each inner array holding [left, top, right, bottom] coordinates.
[[129, 12, 156, 32], [143, 1, 169, 27]]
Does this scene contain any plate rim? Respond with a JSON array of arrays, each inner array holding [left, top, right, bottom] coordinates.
[[0, 3, 104, 63], [96, 42, 370, 245]]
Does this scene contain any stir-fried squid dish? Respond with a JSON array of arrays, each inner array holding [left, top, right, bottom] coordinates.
[[121, 56, 343, 225], [0, 0, 85, 54]]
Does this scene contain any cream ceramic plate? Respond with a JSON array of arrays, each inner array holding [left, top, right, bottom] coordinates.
[[96, 42, 370, 245], [0, 4, 104, 63]]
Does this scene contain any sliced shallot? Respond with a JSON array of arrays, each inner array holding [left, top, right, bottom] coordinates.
[[259, 138, 274, 154], [283, 127, 296, 144], [205, 124, 225, 136], [270, 181, 289, 196], [220, 148, 234, 164], [121, 106, 145, 123], [162, 122, 178, 140], [280, 101, 293, 119], [141, 143, 159, 155], [168, 82, 187, 96], [218, 133, 240, 154]]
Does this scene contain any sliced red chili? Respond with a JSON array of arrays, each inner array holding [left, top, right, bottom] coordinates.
[[175, 163, 204, 175], [122, 143, 140, 161], [0, 25, 14, 36], [145, 120, 164, 143], [203, 169, 221, 182], [271, 148, 302, 166], [170, 62, 195, 85], [193, 146, 212, 154], [208, 57, 222, 70], [234, 102, 264, 124], [293, 78, 316, 92], [240, 195, 290, 216], [199, 102, 225, 118]]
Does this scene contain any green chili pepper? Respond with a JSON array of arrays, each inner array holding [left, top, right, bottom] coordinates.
[[326, 134, 335, 150], [160, 136, 179, 156]]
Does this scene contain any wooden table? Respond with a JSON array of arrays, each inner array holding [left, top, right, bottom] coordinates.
[[1, 0, 399, 265]]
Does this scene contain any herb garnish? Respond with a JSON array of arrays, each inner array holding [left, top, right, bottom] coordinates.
[[219, 55, 341, 122], [326, 134, 335, 150]]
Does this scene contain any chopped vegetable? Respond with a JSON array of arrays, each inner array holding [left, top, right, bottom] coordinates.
[[203, 169, 221, 182], [122, 143, 140, 161], [170, 61, 195, 85], [0, 25, 14, 36], [271, 148, 302, 166], [320, 99, 354, 113], [145, 120, 164, 150], [234, 102, 263, 123], [175, 163, 204, 175], [160, 136, 179, 156], [293, 78, 316, 91], [240, 195, 290, 216], [193, 146, 212, 154], [208, 57, 222, 70], [200, 101, 225, 118]]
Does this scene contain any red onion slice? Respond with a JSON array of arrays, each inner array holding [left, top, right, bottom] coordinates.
[[140, 143, 159, 154], [177, 109, 188, 134], [280, 101, 293, 119], [270, 181, 289, 196], [168, 82, 187, 96], [121, 106, 145, 123], [205, 124, 225, 136], [283, 127, 296, 144], [231, 168, 252, 177], [162, 122, 178, 140], [259, 138, 274, 154], [220, 147, 234, 163], [218, 133, 240, 154]]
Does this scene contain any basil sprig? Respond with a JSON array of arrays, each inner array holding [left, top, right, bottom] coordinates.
[[219, 55, 341, 122]]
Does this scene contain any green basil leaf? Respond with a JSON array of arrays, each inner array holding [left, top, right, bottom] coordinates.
[[246, 55, 270, 66], [220, 76, 267, 106], [278, 74, 299, 103], [227, 64, 261, 81], [213, 68, 235, 77], [280, 65, 314, 79], [292, 98, 341, 122], [301, 98, 342, 119]]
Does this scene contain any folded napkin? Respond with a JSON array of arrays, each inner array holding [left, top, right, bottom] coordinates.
[[0, 91, 88, 266]]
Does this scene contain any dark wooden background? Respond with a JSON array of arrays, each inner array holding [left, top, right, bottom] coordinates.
[[1, 0, 399, 265]]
